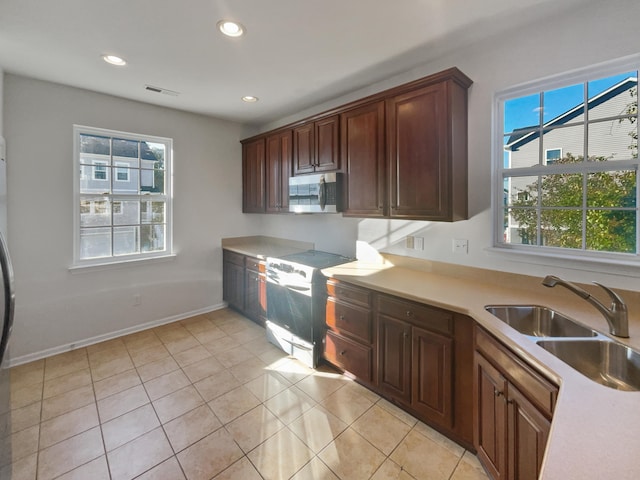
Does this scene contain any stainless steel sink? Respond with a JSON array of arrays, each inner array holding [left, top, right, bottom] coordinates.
[[485, 305, 598, 338], [536, 340, 640, 391]]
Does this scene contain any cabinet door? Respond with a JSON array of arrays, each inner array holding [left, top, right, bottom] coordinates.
[[266, 131, 292, 213], [507, 385, 551, 480], [412, 326, 453, 429], [386, 83, 449, 219], [315, 115, 340, 172], [293, 123, 315, 175], [475, 353, 508, 480], [242, 138, 266, 213], [223, 261, 245, 312], [341, 101, 385, 217], [245, 269, 265, 325], [377, 314, 412, 403]]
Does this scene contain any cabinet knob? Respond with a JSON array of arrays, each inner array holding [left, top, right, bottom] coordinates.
[[403, 332, 409, 338], [494, 389, 504, 397], [339, 315, 345, 321], [339, 350, 346, 356], [406, 310, 413, 318]]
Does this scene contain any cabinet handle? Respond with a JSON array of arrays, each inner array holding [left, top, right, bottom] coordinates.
[[403, 332, 409, 338], [494, 389, 504, 397], [406, 310, 413, 318]]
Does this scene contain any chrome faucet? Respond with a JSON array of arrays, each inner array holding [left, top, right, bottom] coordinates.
[[542, 275, 629, 338]]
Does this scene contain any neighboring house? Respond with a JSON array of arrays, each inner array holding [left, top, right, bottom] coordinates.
[[503, 77, 638, 243]]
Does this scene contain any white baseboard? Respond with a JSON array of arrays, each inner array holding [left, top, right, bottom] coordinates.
[[7, 302, 228, 368]]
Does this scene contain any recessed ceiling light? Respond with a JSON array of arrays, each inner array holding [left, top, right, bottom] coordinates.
[[217, 20, 245, 37], [102, 55, 127, 66], [242, 96, 259, 103]]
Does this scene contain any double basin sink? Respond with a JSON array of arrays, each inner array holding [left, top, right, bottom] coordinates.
[[485, 305, 640, 391]]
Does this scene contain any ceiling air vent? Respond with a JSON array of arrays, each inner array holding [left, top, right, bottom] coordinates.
[[144, 85, 179, 96]]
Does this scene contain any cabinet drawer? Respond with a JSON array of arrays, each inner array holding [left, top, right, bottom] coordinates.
[[475, 328, 558, 418], [324, 330, 373, 382], [327, 280, 372, 308], [223, 250, 245, 267], [377, 294, 453, 336], [245, 256, 263, 272], [326, 298, 372, 343]]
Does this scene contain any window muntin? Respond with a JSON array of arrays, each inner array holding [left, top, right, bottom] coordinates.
[[74, 126, 172, 266], [496, 63, 639, 260]]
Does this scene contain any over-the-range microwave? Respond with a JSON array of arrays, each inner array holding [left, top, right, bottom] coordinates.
[[289, 172, 342, 213]]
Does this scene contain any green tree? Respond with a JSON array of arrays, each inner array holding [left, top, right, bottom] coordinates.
[[510, 153, 636, 252]]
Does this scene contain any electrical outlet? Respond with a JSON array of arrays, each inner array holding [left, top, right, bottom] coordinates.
[[406, 236, 415, 249], [414, 236, 424, 250], [133, 294, 141, 306], [453, 238, 468, 254]]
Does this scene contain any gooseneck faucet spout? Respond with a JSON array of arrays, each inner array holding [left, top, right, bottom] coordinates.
[[542, 275, 629, 338]]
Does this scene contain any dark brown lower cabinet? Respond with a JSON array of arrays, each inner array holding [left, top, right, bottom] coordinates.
[[377, 314, 412, 403], [475, 327, 556, 480], [222, 250, 265, 326]]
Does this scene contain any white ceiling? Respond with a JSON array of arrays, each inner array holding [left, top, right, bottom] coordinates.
[[0, 0, 593, 126]]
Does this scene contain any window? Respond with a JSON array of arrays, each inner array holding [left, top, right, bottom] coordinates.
[[495, 57, 639, 261], [74, 126, 172, 266]]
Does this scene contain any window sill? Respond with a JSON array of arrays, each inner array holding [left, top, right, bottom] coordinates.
[[69, 253, 176, 274], [485, 246, 640, 277]]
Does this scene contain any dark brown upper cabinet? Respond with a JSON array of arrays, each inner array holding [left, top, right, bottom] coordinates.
[[265, 130, 292, 213], [241, 67, 472, 220], [242, 137, 265, 213], [293, 114, 340, 175]]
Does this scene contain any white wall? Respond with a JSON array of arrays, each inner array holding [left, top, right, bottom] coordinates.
[[254, 0, 640, 291], [4, 75, 263, 361]]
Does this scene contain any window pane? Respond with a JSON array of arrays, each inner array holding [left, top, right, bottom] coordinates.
[[588, 118, 637, 161], [506, 176, 538, 207], [112, 138, 139, 159], [80, 200, 111, 227], [141, 224, 165, 252], [542, 125, 584, 163], [587, 170, 636, 208], [504, 93, 540, 134], [141, 169, 164, 193], [586, 210, 635, 253], [588, 71, 637, 121], [141, 201, 165, 224], [540, 173, 583, 207], [506, 208, 538, 245], [112, 168, 139, 194], [114, 226, 140, 256], [541, 209, 583, 249], [113, 201, 139, 226], [508, 136, 540, 168], [142, 142, 166, 167], [80, 227, 111, 259], [80, 134, 110, 155], [543, 83, 584, 124]]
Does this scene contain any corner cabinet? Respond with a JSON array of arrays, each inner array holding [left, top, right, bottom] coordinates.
[[474, 327, 558, 480]]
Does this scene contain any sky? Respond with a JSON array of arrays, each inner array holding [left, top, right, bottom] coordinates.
[[504, 71, 637, 135]]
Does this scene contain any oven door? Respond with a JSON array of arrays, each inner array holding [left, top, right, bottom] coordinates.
[[265, 269, 313, 341]]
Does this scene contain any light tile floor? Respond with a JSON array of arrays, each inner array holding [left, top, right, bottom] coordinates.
[[1, 308, 489, 480]]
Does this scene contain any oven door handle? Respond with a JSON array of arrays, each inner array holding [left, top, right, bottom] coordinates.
[[281, 284, 311, 293], [279, 337, 313, 351]]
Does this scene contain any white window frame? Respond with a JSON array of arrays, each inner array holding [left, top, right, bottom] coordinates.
[[492, 54, 640, 266], [93, 160, 109, 181], [544, 148, 562, 165], [72, 125, 173, 268]]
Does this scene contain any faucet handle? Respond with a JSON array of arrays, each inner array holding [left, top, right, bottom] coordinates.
[[592, 282, 627, 311]]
